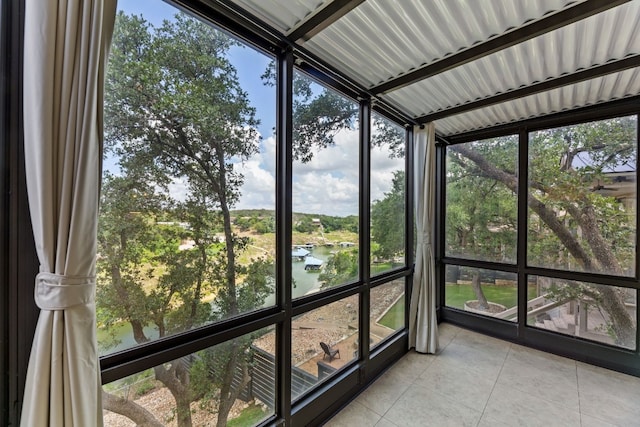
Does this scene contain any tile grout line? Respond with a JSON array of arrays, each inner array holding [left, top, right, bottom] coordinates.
[[377, 328, 458, 422], [475, 342, 512, 426], [373, 351, 436, 419], [575, 361, 583, 427]]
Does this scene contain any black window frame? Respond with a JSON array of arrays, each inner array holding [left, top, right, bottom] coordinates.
[[438, 98, 640, 376]]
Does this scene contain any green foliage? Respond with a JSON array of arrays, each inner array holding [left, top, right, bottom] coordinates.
[[294, 217, 316, 234], [371, 114, 406, 158], [527, 117, 637, 274], [262, 64, 359, 163], [371, 170, 405, 259], [446, 136, 518, 263], [319, 249, 359, 288], [135, 379, 157, 397], [234, 213, 274, 234]]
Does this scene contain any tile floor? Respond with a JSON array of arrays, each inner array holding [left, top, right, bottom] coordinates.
[[324, 323, 640, 427]]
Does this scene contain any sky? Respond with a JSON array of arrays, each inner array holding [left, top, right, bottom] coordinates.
[[115, 0, 404, 217]]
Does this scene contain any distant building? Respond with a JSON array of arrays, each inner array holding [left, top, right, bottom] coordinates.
[[304, 256, 324, 271], [292, 247, 310, 260]]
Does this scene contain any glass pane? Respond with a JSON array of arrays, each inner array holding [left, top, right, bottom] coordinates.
[[528, 116, 637, 276], [445, 266, 518, 322], [99, 1, 276, 354], [291, 295, 359, 400], [528, 276, 637, 350], [292, 70, 359, 297], [370, 279, 405, 348], [445, 136, 518, 263], [103, 330, 274, 426], [370, 114, 406, 276]]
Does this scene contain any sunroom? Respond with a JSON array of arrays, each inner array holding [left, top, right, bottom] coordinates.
[[3, 0, 640, 426]]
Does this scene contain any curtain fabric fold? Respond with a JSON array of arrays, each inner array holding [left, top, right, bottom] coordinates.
[[21, 1, 116, 425], [408, 123, 438, 354]]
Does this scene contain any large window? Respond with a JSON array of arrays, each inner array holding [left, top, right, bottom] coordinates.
[[291, 71, 360, 295], [445, 136, 518, 263], [444, 135, 518, 321], [526, 117, 638, 349], [527, 276, 636, 349], [99, 2, 276, 355], [443, 116, 639, 351], [100, 2, 279, 425], [528, 117, 637, 276], [95, 2, 410, 426], [370, 114, 406, 276], [290, 295, 359, 399]]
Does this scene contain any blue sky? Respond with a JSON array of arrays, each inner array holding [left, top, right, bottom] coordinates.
[[114, 0, 403, 216]]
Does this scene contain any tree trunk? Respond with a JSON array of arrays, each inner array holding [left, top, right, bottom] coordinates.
[[154, 363, 193, 427], [216, 146, 238, 317], [102, 390, 164, 427], [471, 272, 489, 311], [111, 264, 149, 344], [564, 202, 636, 346], [215, 342, 250, 427], [596, 285, 636, 347]]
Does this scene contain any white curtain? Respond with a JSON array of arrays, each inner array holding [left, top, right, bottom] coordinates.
[[408, 123, 438, 354], [21, 1, 116, 425]]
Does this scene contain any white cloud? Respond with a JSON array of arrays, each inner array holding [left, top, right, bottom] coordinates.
[[370, 143, 404, 202], [167, 128, 405, 217], [236, 134, 277, 210], [292, 128, 359, 216]]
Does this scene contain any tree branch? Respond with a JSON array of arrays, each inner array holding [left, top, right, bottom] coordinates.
[[450, 144, 595, 270], [102, 390, 164, 427]]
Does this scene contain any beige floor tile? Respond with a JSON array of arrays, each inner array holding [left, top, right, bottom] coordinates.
[[580, 413, 618, 427], [328, 326, 640, 427], [374, 418, 398, 427], [384, 383, 481, 427], [496, 345, 579, 411], [382, 350, 435, 384], [430, 339, 507, 380], [577, 362, 640, 426], [483, 382, 581, 427], [508, 344, 577, 377], [419, 357, 495, 411], [477, 414, 517, 427], [324, 400, 381, 427], [355, 373, 411, 416], [436, 322, 461, 351], [454, 328, 512, 354]]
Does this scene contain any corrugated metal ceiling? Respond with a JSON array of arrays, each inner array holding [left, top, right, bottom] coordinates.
[[303, 0, 580, 87], [227, 0, 640, 137]]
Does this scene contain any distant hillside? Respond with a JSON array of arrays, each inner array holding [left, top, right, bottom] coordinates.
[[230, 210, 358, 234]]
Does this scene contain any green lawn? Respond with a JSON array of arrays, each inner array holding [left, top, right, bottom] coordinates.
[[378, 297, 405, 330], [371, 262, 405, 276], [445, 283, 537, 310], [228, 403, 268, 427]]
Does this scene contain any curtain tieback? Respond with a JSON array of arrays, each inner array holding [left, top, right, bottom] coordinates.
[[35, 272, 96, 310]]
